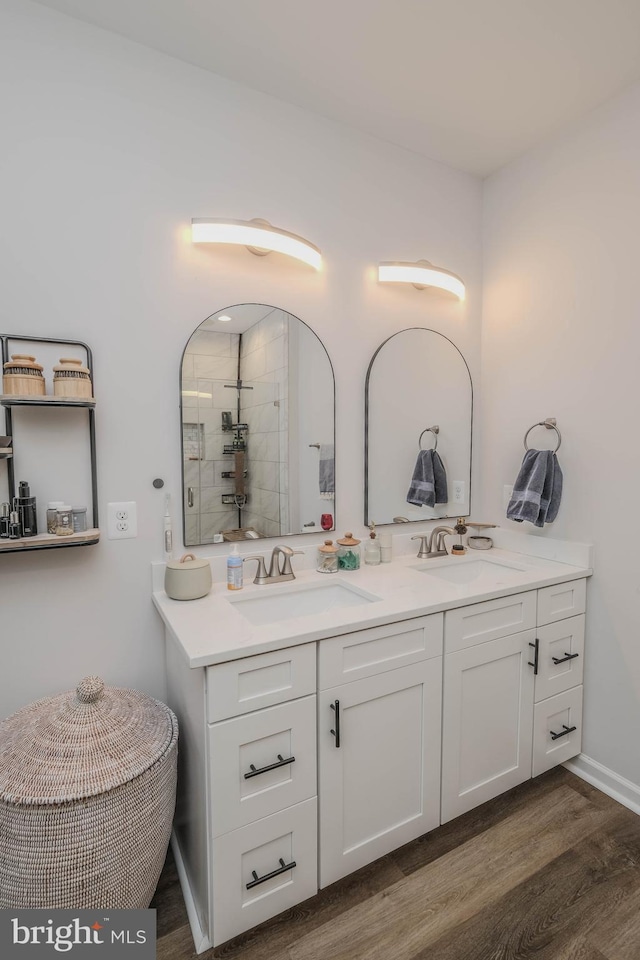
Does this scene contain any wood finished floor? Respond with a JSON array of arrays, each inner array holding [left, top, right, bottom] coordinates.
[[150, 769, 640, 960]]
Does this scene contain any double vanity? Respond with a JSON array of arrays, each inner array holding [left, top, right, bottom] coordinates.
[[152, 530, 592, 951]]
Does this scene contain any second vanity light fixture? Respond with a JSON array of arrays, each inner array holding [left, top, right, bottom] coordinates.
[[191, 218, 322, 270], [378, 259, 465, 300]]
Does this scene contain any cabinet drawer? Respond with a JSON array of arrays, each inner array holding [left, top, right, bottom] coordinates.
[[209, 696, 316, 837], [537, 579, 586, 626], [534, 615, 585, 703], [532, 686, 583, 777], [211, 798, 317, 947], [444, 592, 536, 653], [318, 614, 442, 690], [206, 644, 316, 721]]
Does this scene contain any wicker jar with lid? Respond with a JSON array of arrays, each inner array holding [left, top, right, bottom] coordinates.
[[53, 357, 93, 399], [0, 676, 178, 909], [2, 354, 45, 396]]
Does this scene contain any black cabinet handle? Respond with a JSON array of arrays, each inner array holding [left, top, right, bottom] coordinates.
[[330, 699, 341, 748], [551, 652, 580, 665], [246, 857, 296, 890], [528, 638, 539, 675], [244, 754, 296, 780], [550, 724, 577, 741]]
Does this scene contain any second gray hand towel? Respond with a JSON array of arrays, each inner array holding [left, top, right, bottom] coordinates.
[[507, 449, 563, 527]]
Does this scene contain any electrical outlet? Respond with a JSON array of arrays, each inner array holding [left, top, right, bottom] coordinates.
[[502, 485, 514, 511], [107, 501, 137, 540], [452, 480, 466, 504]]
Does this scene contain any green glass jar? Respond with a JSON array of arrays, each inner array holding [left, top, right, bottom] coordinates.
[[336, 533, 361, 571]]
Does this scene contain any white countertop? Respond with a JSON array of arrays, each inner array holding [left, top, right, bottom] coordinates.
[[152, 532, 593, 669]]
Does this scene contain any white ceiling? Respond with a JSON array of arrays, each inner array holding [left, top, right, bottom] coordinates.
[[34, 0, 640, 176]]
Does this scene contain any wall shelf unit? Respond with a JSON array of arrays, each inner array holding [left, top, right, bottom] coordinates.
[[0, 334, 99, 555]]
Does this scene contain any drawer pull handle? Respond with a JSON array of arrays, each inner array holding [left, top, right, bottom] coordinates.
[[528, 638, 539, 675], [330, 699, 341, 748], [246, 857, 297, 890], [551, 652, 580, 665], [550, 723, 577, 741], [244, 754, 296, 779]]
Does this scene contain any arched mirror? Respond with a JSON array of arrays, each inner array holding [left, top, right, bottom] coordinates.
[[182, 304, 335, 544], [365, 328, 472, 525]]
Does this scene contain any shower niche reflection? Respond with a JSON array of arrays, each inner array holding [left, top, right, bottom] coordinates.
[[181, 304, 335, 545]]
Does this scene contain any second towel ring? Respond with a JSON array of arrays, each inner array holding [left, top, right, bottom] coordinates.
[[419, 425, 439, 451], [523, 418, 562, 453]]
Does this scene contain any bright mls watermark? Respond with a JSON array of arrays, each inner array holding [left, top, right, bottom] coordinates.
[[0, 909, 156, 958]]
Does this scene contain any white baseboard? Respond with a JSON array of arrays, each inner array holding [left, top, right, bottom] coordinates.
[[564, 754, 640, 816], [170, 831, 212, 955]]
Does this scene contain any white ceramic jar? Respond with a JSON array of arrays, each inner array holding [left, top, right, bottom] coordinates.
[[164, 553, 212, 600]]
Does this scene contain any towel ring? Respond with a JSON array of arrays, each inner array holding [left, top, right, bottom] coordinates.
[[523, 418, 562, 453], [418, 425, 439, 451]]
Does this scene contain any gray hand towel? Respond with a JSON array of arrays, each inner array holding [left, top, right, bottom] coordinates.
[[407, 450, 449, 507], [319, 444, 335, 500], [507, 449, 563, 527]]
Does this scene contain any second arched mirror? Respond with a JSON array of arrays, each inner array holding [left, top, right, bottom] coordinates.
[[182, 304, 335, 544], [365, 328, 472, 525]]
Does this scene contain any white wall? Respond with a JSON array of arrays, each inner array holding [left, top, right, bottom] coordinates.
[[482, 81, 640, 788], [0, 0, 482, 719]]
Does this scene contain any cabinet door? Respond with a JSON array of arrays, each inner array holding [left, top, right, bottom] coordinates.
[[533, 686, 583, 777], [318, 659, 441, 887], [209, 695, 316, 837], [534, 615, 585, 702], [211, 798, 317, 946], [441, 629, 536, 823]]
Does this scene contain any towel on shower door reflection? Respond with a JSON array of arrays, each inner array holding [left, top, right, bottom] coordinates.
[[406, 450, 448, 507], [319, 444, 335, 500], [507, 449, 563, 527]]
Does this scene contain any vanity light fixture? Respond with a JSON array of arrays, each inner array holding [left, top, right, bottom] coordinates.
[[378, 260, 465, 300], [191, 218, 322, 270]]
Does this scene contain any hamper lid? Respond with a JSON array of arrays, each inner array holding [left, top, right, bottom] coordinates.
[[0, 677, 177, 805]]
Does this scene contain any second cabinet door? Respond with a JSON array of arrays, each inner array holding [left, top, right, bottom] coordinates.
[[441, 630, 536, 823], [318, 659, 441, 888]]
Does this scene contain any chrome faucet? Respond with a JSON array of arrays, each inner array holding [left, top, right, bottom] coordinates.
[[244, 545, 304, 584], [411, 526, 455, 559]]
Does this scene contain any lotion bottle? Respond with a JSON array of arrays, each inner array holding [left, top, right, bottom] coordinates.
[[227, 544, 243, 590], [364, 523, 381, 565]]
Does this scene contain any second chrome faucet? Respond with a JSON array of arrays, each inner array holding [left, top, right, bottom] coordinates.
[[411, 526, 455, 559]]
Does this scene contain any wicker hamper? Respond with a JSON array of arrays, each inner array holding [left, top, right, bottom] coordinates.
[[0, 676, 178, 909]]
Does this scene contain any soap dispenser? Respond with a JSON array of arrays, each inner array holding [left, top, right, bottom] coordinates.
[[364, 523, 381, 566], [451, 518, 467, 556]]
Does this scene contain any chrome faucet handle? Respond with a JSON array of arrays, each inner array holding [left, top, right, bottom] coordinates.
[[280, 548, 304, 577], [244, 554, 268, 583], [411, 534, 431, 559]]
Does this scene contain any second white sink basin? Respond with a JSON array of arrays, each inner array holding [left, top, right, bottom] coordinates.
[[413, 557, 526, 586], [229, 580, 382, 626]]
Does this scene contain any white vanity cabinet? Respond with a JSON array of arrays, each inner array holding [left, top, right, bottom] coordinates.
[[317, 615, 442, 887], [159, 558, 590, 953], [441, 581, 586, 823]]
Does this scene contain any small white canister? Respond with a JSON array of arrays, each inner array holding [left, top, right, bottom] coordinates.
[[164, 553, 212, 600]]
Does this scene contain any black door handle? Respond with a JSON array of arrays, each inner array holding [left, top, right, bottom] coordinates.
[[330, 699, 340, 748], [551, 652, 580, 665], [246, 857, 296, 889], [244, 754, 296, 780], [528, 638, 539, 675], [550, 724, 577, 741]]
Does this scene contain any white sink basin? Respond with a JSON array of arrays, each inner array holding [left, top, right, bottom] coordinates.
[[229, 580, 381, 626], [413, 558, 526, 586]]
